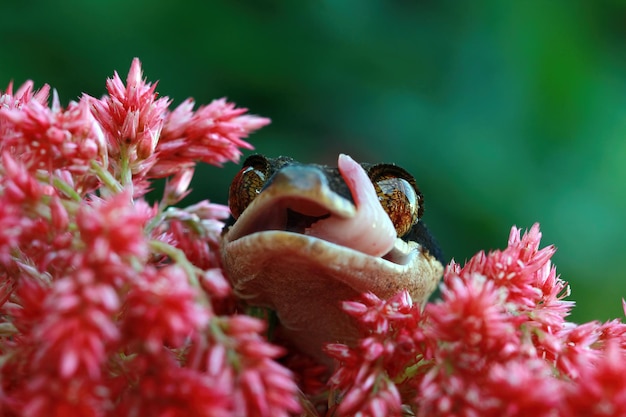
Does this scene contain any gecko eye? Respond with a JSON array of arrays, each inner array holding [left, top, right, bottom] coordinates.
[[367, 164, 423, 237], [228, 155, 269, 219]]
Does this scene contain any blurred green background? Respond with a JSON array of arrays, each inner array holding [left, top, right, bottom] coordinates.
[[2, 0, 625, 322]]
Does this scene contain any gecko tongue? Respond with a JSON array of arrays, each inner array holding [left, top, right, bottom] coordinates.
[[305, 154, 397, 257]]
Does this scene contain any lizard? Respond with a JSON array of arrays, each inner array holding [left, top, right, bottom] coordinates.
[[221, 153, 444, 363]]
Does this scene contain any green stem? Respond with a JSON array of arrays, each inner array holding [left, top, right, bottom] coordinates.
[[148, 239, 203, 292], [118, 146, 132, 188], [90, 160, 123, 193], [209, 317, 242, 372], [145, 210, 167, 235], [0, 322, 17, 337], [50, 176, 82, 202]]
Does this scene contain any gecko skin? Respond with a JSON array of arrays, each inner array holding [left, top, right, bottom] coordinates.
[[221, 154, 444, 363]]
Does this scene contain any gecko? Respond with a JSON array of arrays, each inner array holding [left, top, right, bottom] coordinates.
[[221, 153, 444, 363]]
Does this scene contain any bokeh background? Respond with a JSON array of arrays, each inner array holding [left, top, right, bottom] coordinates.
[[2, 1, 625, 322]]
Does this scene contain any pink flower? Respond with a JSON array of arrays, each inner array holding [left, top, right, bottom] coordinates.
[[2, 276, 48, 335], [88, 58, 269, 190], [0, 80, 50, 109], [162, 166, 194, 205], [11, 375, 110, 417], [114, 352, 232, 417], [76, 191, 151, 267], [0, 59, 280, 417], [453, 224, 571, 318], [425, 273, 521, 369], [0, 153, 74, 275], [322, 224, 626, 416], [89, 58, 169, 165], [484, 358, 563, 416], [31, 270, 120, 380], [563, 341, 626, 416], [187, 315, 301, 417], [0, 91, 105, 193], [547, 321, 603, 379], [282, 352, 329, 398], [596, 316, 626, 350], [326, 291, 425, 416], [327, 338, 403, 417], [154, 97, 270, 176], [122, 265, 210, 352], [164, 219, 216, 270], [150, 200, 232, 304], [418, 357, 563, 417], [1, 267, 119, 416], [0, 271, 15, 308]]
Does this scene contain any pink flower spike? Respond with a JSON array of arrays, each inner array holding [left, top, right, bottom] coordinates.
[[126, 57, 143, 90], [342, 300, 369, 316], [0, 91, 105, 189], [564, 341, 626, 416], [89, 58, 170, 177], [122, 265, 210, 351], [155, 97, 270, 175], [201, 268, 232, 298], [0, 60, 279, 417], [77, 191, 151, 265], [0, 80, 50, 108], [162, 166, 194, 205], [185, 200, 231, 220]]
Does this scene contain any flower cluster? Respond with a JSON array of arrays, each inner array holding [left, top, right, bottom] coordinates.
[[325, 224, 626, 417], [0, 59, 299, 417]]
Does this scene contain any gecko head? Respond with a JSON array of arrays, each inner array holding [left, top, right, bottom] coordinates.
[[220, 154, 443, 363]]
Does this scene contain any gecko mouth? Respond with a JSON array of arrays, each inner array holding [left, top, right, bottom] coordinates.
[[222, 164, 417, 267], [285, 209, 330, 233]]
